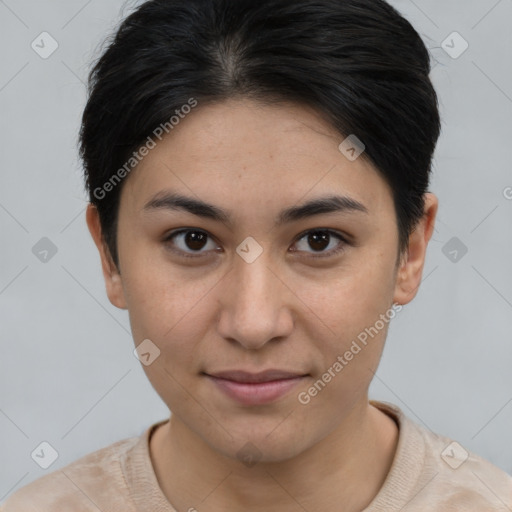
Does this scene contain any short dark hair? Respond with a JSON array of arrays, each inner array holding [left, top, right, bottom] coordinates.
[[79, 0, 441, 270]]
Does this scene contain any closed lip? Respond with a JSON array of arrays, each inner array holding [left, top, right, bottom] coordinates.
[[204, 369, 308, 383]]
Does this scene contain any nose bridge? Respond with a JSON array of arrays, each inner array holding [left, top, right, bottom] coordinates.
[[217, 249, 292, 349], [236, 252, 275, 305]]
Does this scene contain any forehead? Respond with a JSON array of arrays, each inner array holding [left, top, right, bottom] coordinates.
[[120, 99, 394, 220]]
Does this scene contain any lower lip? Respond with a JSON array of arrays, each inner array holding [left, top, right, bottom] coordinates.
[[206, 375, 307, 406]]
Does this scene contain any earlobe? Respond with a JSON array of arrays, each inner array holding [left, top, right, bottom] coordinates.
[[393, 193, 438, 306], [85, 203, 128, 310]]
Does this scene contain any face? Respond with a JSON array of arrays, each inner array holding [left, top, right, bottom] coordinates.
[[87, 98, 436, 463]]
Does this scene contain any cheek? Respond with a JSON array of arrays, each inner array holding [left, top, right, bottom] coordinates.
[[305, 254, 396, 336], [122, 254, 200, 334], [123, 265, 215, 413], [299, 251, 396, 384], [121, 256, 223, 375]]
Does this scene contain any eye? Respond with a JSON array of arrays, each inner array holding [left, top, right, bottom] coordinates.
[[163, 229, 220, 258], [163, 228, 349, 260], [291, 229, 348, 258]]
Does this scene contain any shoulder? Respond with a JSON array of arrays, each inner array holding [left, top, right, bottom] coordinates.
[[420, 426, 512, 510], [403, 410, 512, 510], [371, 401, 512, 511], [0, 436, 140, 512]]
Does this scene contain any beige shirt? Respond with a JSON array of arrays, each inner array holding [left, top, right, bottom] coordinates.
[[2, 401, 511, 511]]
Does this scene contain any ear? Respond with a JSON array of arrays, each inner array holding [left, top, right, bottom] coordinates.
[[85, 203, 128, 310], [393, 193, 438, 305]]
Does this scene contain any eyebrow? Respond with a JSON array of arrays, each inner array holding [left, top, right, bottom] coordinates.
[[142, 191, 369, 228]]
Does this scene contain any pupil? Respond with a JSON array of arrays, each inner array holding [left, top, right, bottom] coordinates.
[[309, 231, 329, 251]]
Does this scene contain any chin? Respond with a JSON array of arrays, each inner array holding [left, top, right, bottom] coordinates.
[[202, 420, 314, 466]]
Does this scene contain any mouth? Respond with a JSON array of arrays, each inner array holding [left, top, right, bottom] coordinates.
[[203, 369, 309, 406]]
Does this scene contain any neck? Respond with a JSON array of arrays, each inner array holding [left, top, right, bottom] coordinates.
[[150, 400, 398, 512]]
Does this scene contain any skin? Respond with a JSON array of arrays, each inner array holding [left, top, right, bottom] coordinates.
[[86, 98, 438, 512]]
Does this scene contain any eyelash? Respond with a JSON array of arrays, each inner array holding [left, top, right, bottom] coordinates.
[[162, 228, 349, 260]]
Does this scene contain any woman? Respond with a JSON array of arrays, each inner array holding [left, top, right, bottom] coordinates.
[[3, 0, 511, 510]]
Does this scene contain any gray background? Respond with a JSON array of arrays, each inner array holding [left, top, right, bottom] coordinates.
[[1, 0, 511, 503]]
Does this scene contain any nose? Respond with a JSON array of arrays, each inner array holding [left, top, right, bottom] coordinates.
[[216, 252, 294, 351]]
